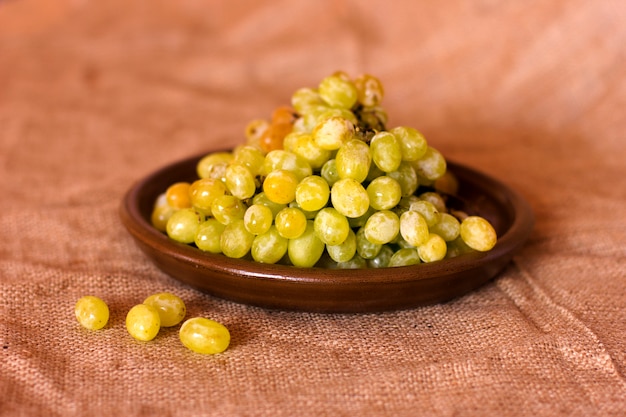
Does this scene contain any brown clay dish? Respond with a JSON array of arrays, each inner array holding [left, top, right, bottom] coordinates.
[[119, 151, 534, 313]]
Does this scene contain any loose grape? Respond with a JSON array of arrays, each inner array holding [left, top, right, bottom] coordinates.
[[126, 304, 161, 342], [166, 208, 205, 244], [330, 178, 369, 218], [460, 216, 497, 252], [418, 233, 447, 263], [165, 182, 192, 210], [243, 204, 274, 235], [288, 221, 325, 267], [291, 87, 325, 115], [366, 176, 402, 211], [263, 169, 299, 205], [295, 175, 330, 212], [220, 219, 255, 259], [363, 210, 400, 245], [75, 296, 109, 330], [314, 207, 350, 246], [370, 131, 402, 173], [251, 226, 288, 264], [195, 219, 225, 253], [143, 292, 186, 327], [275, 207, 307, 239], [179, 317, 230, 354], [151, 203, 175, 232]]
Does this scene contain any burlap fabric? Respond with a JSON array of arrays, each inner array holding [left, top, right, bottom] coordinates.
[[1, 1, 625, 416]]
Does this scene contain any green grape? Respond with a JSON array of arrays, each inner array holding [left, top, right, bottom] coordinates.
[[460, 216, 497, 252], [151, 203, 175, 232], [408, 199, 441, 227], [313, 207, 350, 246], [243, 204, 273, 235], [366, 176, 402, 210], [189, 178, 227, 213], [262, 149, 312, 180], [318, 74, 358, 109], [263, 169, 299, 205], [335, 139, 371, 182], [291, 87, 325, 115], [196, 152, 233, 181], [330, 178, 369, 218], [388, 248, 421, 267], [399, 210, 429, 247], [347, 205, 375, 229], [446, 236, 474, 258], [252, 192, 287, 217], [166, 208, 205, 244], [387, 162, 419, 197], [295, 175, 330, 212], [75, 296, 109, 330], [289, 200, 319, 220], [316, 107, 358, 126], [363, 210, 400, 245], [370, 131, 402, 173], [312, 116, 355, 150], [320, 159, 340, 187], [126, 304, 161, 342], [233, 144, 265, 176], [336, 254, 368, 269], [195, 218, 225, 253], [225, 163, 257, 200], [389, 126, 428, 162], [429, 212, 460, 242], [418, 191, 447, 213], [411, 146, 447, 181], [275, 207, 308, 239], [288, 221, 325, 267], [353, 73, 384, 107], [211, 195, 246, 225], [325, 228, 357, 263], [179, 317, 230, 355], [355, 226, 382, 259], [220, 219, 255, 259], [289, 131, 332, 169], [418, 233, 447, 263], [143, 292, 186, 327], [251, 226, 289, 264], [367, 244, 394, 268]]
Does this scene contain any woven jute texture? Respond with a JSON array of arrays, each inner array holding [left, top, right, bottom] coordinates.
[[1, 1, 625, 416]]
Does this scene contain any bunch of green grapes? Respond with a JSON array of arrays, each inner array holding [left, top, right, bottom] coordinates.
[[151, 72, 497, 268]]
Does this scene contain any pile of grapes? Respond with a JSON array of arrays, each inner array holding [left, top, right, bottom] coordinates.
[[151, 72, 497, 268]]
